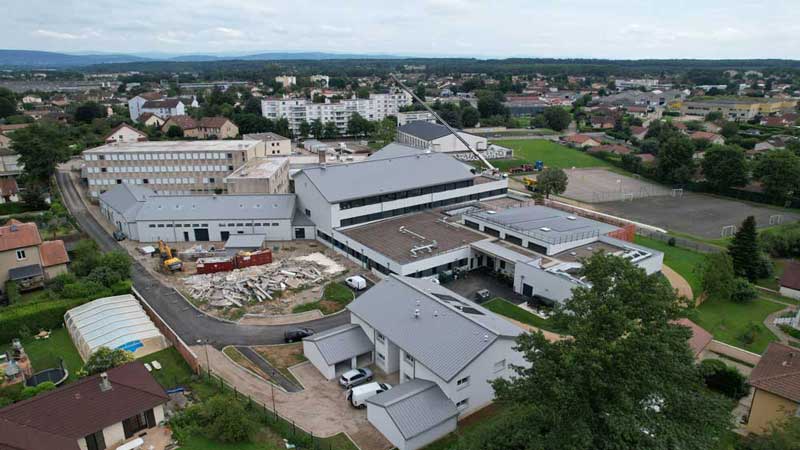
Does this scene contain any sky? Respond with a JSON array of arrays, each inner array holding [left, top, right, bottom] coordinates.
[[4, 0, 800, 59]]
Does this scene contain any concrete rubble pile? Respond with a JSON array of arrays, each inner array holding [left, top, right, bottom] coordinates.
[[184, 252, 344, 308]]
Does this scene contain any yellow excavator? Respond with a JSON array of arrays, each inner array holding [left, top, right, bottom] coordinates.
[[158, 240, 183, 272], [522, 176, 538, 192]]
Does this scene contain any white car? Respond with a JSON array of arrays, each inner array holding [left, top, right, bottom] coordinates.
[[339, 368, 373, 389], [345, 276, 367, 291], [346, 382, 392, 408]]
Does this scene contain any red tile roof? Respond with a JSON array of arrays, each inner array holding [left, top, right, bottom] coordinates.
[[690, 131, 722, 141], [779, 260, 800, 291], [630, 126, 648, 136], [40, 240, 69, 267], [675, 318, 713, 357], [0, 221, 41, 252], [564, 134, 596, 144], [748, 342, 800, 403], [0, 362, 169, 449], [199, 116, 233, 128], [0, 178, 18, 197], [162, 115, 197, 130], [588, 144, 633, 155]]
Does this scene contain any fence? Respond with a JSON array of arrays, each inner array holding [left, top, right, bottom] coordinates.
[[199, 367, 357, 450], [132, 286, 201, 373], [636, 229, 722, 254]]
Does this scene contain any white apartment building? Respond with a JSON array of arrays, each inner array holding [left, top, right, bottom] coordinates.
[[128, 96, 185, 122], [82, 140, 268, 197], [261, 92, 413, 135], [310, 75, 330, 87], [275, 75, 297, 87], [396, 111, 436, 126]]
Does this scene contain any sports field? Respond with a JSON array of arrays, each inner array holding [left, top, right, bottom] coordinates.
[[493, 139, 612, 169], [562, 168, 671, 203]]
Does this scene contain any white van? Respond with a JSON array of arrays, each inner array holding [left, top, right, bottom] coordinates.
[[346, 382, 392, 408], [345, 275, 367, 291]]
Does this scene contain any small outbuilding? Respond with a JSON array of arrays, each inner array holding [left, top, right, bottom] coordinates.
[[64, 294, 168, 361], [303, 324, 373, 380], [779, 260, 800, 300], [366, 379, 458, 450]]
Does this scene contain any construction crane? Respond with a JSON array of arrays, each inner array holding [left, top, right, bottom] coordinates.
[[389, 74, 496, 172], [158, 240, 183, 272]]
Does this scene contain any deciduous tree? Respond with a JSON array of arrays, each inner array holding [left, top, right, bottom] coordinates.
[[701, 145, 749, 191], [536, 167, 568, 198]]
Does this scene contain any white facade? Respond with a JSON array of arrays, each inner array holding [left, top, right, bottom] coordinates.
[[368, 405, 457, 450], [77, 405, 165, 450], [780, 286, 800, 300], [128, 96, 186, 122], [275, 75, 297, 87], [396, 111, 436, 126], [261, 92, 412, 134], [106, 125, 146, 144], [396, 129, 487, 153]]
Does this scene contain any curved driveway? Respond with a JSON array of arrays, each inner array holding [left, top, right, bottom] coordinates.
[[56, 171, 350, 347]]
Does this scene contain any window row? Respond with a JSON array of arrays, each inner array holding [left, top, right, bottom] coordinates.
[[338, 180, 475, 210], [88, 165, 232, 174], [87, 152, 234, 161]]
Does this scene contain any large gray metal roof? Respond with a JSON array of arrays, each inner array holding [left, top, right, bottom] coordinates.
[[366, 143, 425, 161], [467, 205, 618, 244], [397, 122, 452, 141], [99, 184, 296, 222], [224, 234, 266, 249], [298, 152, 476, 203], [347, 275, 523, 381], [366, 379, 457, 440], [304, 324, 373, 365]]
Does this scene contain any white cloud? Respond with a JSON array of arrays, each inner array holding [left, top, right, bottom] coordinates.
[[214, 27, 243, 38], [34, 29, 81, 40]]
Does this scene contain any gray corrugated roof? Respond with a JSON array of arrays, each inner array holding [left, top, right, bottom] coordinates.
[[397, 122, 452, 141], [366, 379, 457, 440], [471, 239, 538, 264], [367, 143, 426, 161], [468, 205, 618, 242], [347, 275, 523, 381], [298, 152, 476, 203], [135, 194, 295, 222], [224, 234, 266, 249], [304, 324, 373, 365], [8, 264, 43, 280], [98, 184, 150, 221]]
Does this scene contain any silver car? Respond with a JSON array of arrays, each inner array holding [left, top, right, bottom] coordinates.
[[338, 368, 373, 389]]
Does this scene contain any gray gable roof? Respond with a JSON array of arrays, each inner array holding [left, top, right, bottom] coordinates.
[[367, 143, 426, 161], [366, 379, 457, 440], [304, 324, 373, 365], [347, 275, 523, 381], [99, 184, 150, 221], [298, 152, 476, 203], [397, 121, 452, 141]]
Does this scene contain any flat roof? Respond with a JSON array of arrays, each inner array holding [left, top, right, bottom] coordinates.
[[552, 240, 622, 263], [225, 157, 288, 180], [467, 205, 618, 245], [242, 132, 290, 141], [84, 140, 262, 154], [338, 210, 486, 265]]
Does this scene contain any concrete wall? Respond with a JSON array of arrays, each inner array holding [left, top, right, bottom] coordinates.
[[303, 340, 336, 380], [293, 172, 334, 236], [101, 421, 126, 448], [779, 286, 800, 300], [746, 388, 800, 434], [133, 218, 293, 243], [367, 405, 409, 450], [43, 264, 68, 280], [513, 261, 578, 304]]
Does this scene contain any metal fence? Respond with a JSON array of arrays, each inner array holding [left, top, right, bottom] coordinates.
[[636, 229, 722, 254], [199, 368, 357, 450]]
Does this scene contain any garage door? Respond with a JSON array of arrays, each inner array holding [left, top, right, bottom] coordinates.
[[356, 351, 372, 367], [334, 360, 352, 376], [194, 228, 210, 241]]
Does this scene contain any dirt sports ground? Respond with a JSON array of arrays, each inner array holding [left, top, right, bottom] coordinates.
[[561, 168, 800, 239]]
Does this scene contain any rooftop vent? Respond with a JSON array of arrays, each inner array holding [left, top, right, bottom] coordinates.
[[99, 372, 112, 392], [483, 334, 489, 342], [414, 308, 420, 319], [567, 216, 577, 220], [487, 211, 497, 215], [540, 227, 552, 232]]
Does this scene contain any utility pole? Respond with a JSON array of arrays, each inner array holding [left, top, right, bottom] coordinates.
[[389, 74, 496, 172]]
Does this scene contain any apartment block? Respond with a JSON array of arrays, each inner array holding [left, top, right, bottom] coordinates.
[[680, 97, 798, 120], [82, 140, 268, 197]]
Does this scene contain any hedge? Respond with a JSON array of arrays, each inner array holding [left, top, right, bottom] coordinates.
[[4, 281, 21, 305]]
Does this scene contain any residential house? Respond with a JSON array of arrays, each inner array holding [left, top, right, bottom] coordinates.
[[637, 153, 656, 164], [778, 260, 800, 300], [589, 115, 615, 129], [21, 95, 42, 104], [746, 342, 800, 434], [242, 132, 291, 155], [690, 131, 725, 145], [0, 220, 69, 294], [588, 144, 633, 155], [128, 92, 185, 122], [303, 275, 528, 450], [0, 362, 169, 450], [138, 112, 165, 128], [630, 126, 648, 141], [161, 116, 239, 139], [563, 134, 601, 148], [104, 123, 147, 144]]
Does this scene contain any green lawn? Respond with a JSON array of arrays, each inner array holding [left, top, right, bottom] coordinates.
[[634, 235, 707, 298], [292, 281, 354, 314], [690, 296, 783, 354], [3, 327, 84, 382], [424, 404, 505, 450], [482, 298, 564, 333], [137, 346, 195, 389], [756, 258, 787, 291], [493, 139, 613, 170], [178, 436, 279, 450]]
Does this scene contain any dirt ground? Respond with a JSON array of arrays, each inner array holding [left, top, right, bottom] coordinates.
[[253, 343, 306, 370], [593, 192, 800, 239], [561, 168, 671, 203]]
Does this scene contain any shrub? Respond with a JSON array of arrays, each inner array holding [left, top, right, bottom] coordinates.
[[19, 382, 56, 400], [668, 237, 676, 247], [779, 324, 800, 340], [4, 280, 21, 304], [171, 394, 256, 444], [738, 322, 760, 346], [45, 272, 77, 293], [699, 359, 749, 400], [0, 297, 88, 342], [731, 278, 758, 303], [110, 280, 132, 295], [61, 280, 110, 299], [83, 347, 135, 376]]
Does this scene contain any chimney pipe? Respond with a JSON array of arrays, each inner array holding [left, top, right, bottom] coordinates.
[[414, 308, 420, 318], [99, 372, 112, 392]]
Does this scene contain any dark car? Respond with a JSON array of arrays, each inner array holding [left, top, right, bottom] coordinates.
[[112, 230, 127, 241], [284, 327, 315, 343]]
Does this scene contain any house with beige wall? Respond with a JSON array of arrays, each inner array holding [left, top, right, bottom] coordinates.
[[242, 132, 292, 155], [746, 342, 800, 434], [161, 116, 238, 139], [0, 219, 69, 294]]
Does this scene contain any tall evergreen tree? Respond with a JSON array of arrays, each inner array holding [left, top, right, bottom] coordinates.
[[728, 216, 760, 280]]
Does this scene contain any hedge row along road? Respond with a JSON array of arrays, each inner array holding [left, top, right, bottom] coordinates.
[[55, 170, 350, 348]]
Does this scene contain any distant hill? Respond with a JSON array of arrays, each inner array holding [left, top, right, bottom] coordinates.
[[0, 49, 403, 68], [0, 50, 152, 68]]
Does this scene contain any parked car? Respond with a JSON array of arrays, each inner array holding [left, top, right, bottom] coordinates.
[[339, 368, 373, 389], [345, 276, 368, 291], [475, 289, 491, 301], [346, 382, 392, 408], [112, 230, 127, 241], [284, 327, 314, 343]]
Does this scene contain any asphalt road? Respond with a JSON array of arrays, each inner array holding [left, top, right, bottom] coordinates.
[[55, 171, 350, 348]]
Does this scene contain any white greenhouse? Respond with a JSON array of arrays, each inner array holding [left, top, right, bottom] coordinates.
[[64, 294, 168, 361]]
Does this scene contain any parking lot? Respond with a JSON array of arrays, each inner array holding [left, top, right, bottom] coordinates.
[[594, 192, 800, 239], [444, 270, 528, 305]]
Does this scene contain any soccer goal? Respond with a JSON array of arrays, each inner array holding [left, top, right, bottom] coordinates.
[[769, 214, 784, 225], [671, 188, 684, 198], [721, 225, 736, 238]]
